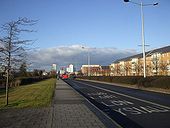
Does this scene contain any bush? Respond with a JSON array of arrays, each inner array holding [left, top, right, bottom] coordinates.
[[137, 78, 150, 88], [19, 76, 50, 85], [112, 76, 142, 85], [150, 77, 170, 89], [0, 78, 21, 88], [78, 76, 170, 89], [0, 76, 51, 89], [0, 79, 6, 89]]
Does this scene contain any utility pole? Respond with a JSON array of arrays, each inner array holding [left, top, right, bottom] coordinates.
[[123, 0, 158, 78]]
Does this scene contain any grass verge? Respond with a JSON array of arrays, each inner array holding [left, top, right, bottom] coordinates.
[[0, 78, 56, 109]]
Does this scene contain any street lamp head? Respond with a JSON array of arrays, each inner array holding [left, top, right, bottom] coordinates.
[[153, 2, 158, 6], [124, 0, 129, 2]]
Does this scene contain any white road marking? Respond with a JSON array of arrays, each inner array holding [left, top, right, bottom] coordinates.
[[75, 81, 170, 110], [90, 96, 95, 99], [101, 102, 109, 106]]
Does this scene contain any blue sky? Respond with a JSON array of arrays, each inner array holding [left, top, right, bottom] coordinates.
[[0, 0, 170, 70]]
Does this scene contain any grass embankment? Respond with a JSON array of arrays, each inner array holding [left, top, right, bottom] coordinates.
[[0, 78, 56, 109]]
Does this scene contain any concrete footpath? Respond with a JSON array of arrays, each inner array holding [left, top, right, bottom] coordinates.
[[52, 79, 106, 128], [0, 79, 118, 128]]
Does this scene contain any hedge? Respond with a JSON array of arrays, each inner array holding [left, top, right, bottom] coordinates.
[[78, 76, 170, 89], [18, 76, 50, 85], [0, 76, 51, 89]]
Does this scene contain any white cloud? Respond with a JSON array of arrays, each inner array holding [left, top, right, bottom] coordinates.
[[28, 44, 137, 70]]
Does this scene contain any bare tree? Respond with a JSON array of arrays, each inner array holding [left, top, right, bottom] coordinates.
[[146, 64, 151, 76], [0, 17, 37, 105], [159, 61, 168, 75], [115, 64, 120, 76], [134, 62, 143, 76], [124, 63, 131, 76]]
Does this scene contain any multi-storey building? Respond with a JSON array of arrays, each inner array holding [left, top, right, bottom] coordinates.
[[52, 64, 57, 71], [81, 65, 101, 76], [66, 64, 74, 73], [81, 65, 111, 76], [101, 66, 110, 76], [110, 46, 170, 76]]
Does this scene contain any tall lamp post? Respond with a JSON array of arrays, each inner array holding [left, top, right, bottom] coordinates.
[[82, 47, 96, 76], [123, 0, 158, 78], [82, 47, 91, 76], [87, 49, 90, 76]]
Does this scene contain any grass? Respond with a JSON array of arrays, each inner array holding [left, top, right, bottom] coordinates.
[[0, 78, 56, 109]]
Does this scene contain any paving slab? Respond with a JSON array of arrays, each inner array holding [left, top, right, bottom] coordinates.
[[52, 79, 106, 128], [0, 107, 52, 128]]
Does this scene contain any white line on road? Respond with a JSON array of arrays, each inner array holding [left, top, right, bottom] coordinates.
[[75, 81, 170, 110]]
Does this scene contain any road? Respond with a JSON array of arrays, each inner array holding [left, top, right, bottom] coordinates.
[[64, 79, 170, 128]]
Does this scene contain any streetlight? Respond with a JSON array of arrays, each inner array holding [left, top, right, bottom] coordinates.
[[82, 47, 96, 76], [123, 0, 158, 78], [82, 46, 91, 76]]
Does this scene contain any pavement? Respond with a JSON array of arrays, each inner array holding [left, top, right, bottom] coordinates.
[[0, 107, 52, 128], [0, 79, 117, 128], [52, 79, 107, 128]]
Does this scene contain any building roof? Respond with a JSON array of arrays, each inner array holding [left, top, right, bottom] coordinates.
[[81, 65, 100, 67], [113, 45, 170, 63]]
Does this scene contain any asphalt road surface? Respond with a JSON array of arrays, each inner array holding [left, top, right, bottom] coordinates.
[[64, 79, 170, 128]]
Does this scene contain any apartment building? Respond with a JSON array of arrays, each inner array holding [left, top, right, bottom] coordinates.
[[81, 65, 101, 76], [100, 66, 110, 76], [66, 64, 74, 73], [110, 46, 170, 76], [81, 65, 111, 76]]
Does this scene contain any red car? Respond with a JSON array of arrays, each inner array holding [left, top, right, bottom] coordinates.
[[62, 74, 69, 79]]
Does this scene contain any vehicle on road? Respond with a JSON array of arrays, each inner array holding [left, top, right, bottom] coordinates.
[[61, 74, 69, 79]]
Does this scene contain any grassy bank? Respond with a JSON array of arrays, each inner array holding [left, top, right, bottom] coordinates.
[[0, 78, 56, 109]]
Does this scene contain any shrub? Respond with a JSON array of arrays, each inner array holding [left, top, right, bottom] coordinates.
[[0, 79, 6, 89], [137, 78, 149, 88], [111, 76, 142, 85], [0, 76, 51, 89], [19, 76, 50, 85], [78, 76, 170, 89], [150, 77, 170, 89]]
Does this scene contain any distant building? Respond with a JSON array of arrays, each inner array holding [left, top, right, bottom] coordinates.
[[66, 64, 74, 73], [81, 65, 101, 76], [110, 45, 170, 76], [59, 66, 66, 75], [52, 64, 57, 71], [81, 65, 112, 76], [101, 66, 111, 76]]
